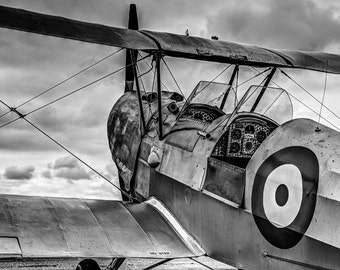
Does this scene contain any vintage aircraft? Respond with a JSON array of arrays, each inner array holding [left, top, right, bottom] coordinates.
[[0, 3, 340, 270]]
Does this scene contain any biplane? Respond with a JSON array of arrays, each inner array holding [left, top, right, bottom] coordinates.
[[0, 3, 340, 270]]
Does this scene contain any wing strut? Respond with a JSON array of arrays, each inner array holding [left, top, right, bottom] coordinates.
[[107, 258, 125, 270], [156, 53, 163, 140], [132, 54, 146, 135], [250, 67, 277, 112], [142, 259, 173, 270], [220, 65, 239, 110]]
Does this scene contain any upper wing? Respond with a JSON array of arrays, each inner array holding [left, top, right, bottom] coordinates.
[[0, 5, 157, 50], [1, 5, 340, 74], [0, 194, 204, 260]]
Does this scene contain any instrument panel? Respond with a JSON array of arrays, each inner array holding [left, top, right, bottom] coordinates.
[[180, 104, 225, 124], [213, 116, 277, 159]]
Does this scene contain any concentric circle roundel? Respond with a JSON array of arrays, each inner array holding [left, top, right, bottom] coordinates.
[[251, 146, 319, 249]]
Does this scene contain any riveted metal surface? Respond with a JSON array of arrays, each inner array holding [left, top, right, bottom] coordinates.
[[149, 170, 340, 270], [158, 144, 206, 190], [0, 194, 203, 260], [204, 157, 245, 205], [245, 118, 340, 251]]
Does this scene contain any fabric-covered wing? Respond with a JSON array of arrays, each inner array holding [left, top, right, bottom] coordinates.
[[0, 5, 157, 50], [143, 31, 340, 73], [1, 4, 340, 74], [0, 194, 204, 261]]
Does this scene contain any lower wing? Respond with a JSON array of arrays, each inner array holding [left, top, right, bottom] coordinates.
[[0, 194, 204, 268]]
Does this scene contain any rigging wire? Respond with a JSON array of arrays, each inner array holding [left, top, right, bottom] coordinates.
[[162, 58, 187, 102], [0, 48, 123, 120], [177, 64, 232, 117], [210, 69, 273, 133], [0, 98, 140, 202], [237, 68, 271, 88], [316, 61, 329, 130], [137, 58, 154, 78], [138, 52, 170, 91], [0, 54, 152, 130], [252, 67, 340, 131], [135, 58, 154, 121], [279, 68, 340, 122]]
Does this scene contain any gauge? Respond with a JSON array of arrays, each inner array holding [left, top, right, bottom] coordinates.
[[193, 112, 203, 120], [244, 141, 253, 152], [256, 130, 267, 143], [245, 125, 255, 134], [231, 129, 242, 140], [229, 142, 240, 153]]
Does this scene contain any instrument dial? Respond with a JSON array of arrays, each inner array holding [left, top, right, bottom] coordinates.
[[244, 141, 253, 152], [256, 130, 267, 143], [231, 129, 242, 140], [229, 142, 240, 153], [245, 125, 255, 134]]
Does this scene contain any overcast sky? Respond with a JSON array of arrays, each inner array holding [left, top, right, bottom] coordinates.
[[1, 0, 340, 200]]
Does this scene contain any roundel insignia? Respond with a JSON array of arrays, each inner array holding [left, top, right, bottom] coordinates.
[[251, 146, 319, 249]]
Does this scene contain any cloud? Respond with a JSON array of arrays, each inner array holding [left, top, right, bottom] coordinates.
[[41, 169, 52, 179], [206, 0, 340, 51], [1, 0, 340, 200], [49, 156, 78, 169], [4, 165, 35, 180], [48, 156, 92, 180], [103, 163, 118, 181], [54, 167, 92, 180]]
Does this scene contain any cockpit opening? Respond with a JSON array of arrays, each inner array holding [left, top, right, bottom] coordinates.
[[211, 85, 293, 168], [204, 84, 293, 205]]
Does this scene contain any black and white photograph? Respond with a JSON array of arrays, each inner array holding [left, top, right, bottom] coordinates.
[[0, 0, 340, 269]]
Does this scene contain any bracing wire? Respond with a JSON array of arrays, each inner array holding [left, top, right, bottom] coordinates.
[[135, 58, 154, 119], [0, 48, 123, 120], [0, 98, 140, 202], [0, 54, 151, 130], [279, 68, 340, 122], [209, 69, 273, 133], [252, 67, 340, 131], [162, 58, 187, 102], [138, 52, 170, 91], [177, 64, 232, 117], [317, 61, 328, 130], [238, 68, 271, 88]]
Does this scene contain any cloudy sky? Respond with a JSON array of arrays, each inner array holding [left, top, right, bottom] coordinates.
[[1, 0, 340, 200]]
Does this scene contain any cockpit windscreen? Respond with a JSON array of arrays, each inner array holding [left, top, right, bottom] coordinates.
[[187, 81, 237, 114], [237, 86, 293, 124]]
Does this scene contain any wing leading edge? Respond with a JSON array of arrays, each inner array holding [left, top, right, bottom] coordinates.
[[0, 194, 204, 260], [0, 4, 340, 73]]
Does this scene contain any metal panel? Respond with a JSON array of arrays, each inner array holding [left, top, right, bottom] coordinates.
[[244, 118, 340, 251], [204, 157, 245, 205], [0, 194, 204, 260], [0, 237, 21, 258], [159, 143, 206, 190], [150, 170, 340, 270]]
